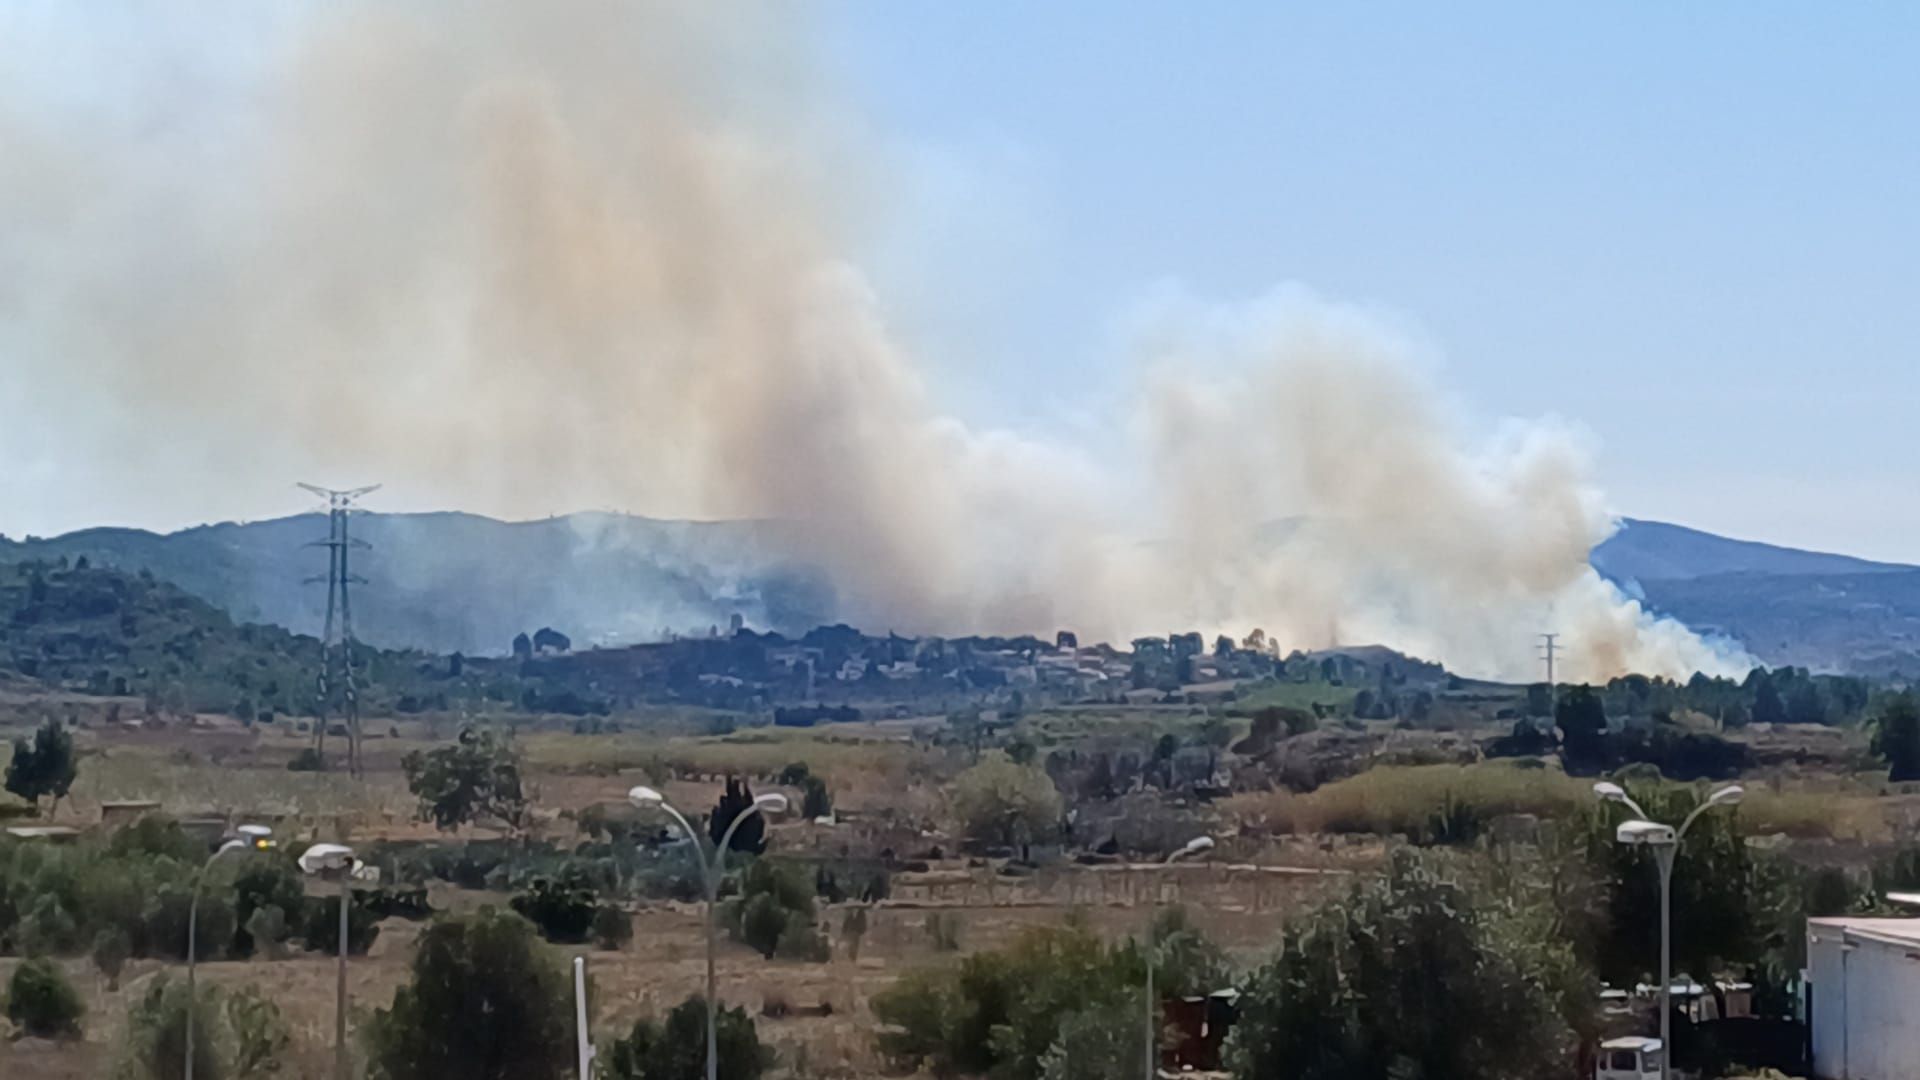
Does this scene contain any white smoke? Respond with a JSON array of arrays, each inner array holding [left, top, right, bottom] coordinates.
[[0, 2, 1745, 682]]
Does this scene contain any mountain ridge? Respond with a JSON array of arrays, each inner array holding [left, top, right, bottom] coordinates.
[[8, 510, 1920, 675]]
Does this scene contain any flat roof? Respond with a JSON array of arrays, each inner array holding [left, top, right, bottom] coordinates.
[[5, 825, 82, 839], [1808, 916, 1920, 949]]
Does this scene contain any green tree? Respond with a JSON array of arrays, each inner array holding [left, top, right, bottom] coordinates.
[[92, 926, 132, 989], [6, 956, 84, 1038], [709, 777, 767, 855], [800, 775, 833, 820], [727, 859, 818, 960], [117, 974, 218, 1080], [1226, 849, 1583, 1080], [365, 908, 571, 1080], [511, 867, 600, 944], [1555, 686, 1609, 774], [1038, 992, 1145, 1080], [401, 727, 528, 832], [951, 755, 1063, 848], [873, 921, 1150, 1080], [1578, 781, 1756, 987], [5, 718, 79, 812], [600, 995, 768, 1080], [1751, 673, 1788, 727], [1871, 692, 1920, 782]]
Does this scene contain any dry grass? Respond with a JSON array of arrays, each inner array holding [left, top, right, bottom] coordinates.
[[1226, 761, 1588, 837], [1738, 786, 1891, 842]]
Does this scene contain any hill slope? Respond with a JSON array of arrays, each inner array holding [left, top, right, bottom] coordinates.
[[5, 512, 833, 655], [12, 511, 1920, 674], [1591, 518, 1911, 583]]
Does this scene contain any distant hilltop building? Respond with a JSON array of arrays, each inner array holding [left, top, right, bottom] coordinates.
[[512, 627, 573, 658]]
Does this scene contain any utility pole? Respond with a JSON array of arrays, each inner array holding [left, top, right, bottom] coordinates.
[[1538, 632, 1561, 703], [300, 483, 379, 777]]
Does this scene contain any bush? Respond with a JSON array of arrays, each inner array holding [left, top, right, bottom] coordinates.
[[224, 986, 291, 1078], [365, 907, 572, 1080], [727, 860, 817, 960], [591, 905, 632, 951], [511, 869, 600, 944], [874, 921, 1145, 1079], [286, 748, 325, 772], [951, 755, 1064, 848], [800, 776, 832, 820], [6, 956, 83, 1038], [738, 894, 789, 959], [600, 995, 768, 1080], [1226, 849, 1583, 1080], [92, 926, 132, 988], [298, 890, 380, 956], [119, 977, 200, 1080], [1038, 992, 1143, 1080]]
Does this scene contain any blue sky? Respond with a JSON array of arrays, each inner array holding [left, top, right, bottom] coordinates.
[[820, 3, 1920, 561], [2, 4, 1916, 563]]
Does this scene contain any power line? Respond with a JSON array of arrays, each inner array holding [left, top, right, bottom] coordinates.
[[299, 483, 379, 778]]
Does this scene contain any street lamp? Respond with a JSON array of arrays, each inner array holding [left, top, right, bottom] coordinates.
[[1594, 783, 1743, 1080], [1145, 835, 1215, 1080], [187, 825, 274, 1080], [298, 843, 360, 1080], [629, 785, 789, 1080]]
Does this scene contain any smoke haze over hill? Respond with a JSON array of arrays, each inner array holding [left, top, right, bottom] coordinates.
[[0, 2, 1744, 682]]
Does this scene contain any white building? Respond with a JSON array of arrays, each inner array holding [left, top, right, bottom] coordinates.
[[1807, 917, 1920, 1080]]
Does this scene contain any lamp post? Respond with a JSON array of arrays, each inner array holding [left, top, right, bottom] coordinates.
[[1594, 782, 1743, 1080], [629, 785, 789, 1080], [298, 843, 360, 1080], [1145, 835, 1215, 1080], [187, 825, 274, 1080]]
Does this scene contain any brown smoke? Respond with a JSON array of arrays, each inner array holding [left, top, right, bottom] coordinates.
[[0, 3, 1742, 681]]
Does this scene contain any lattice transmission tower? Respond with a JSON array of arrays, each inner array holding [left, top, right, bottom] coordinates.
[[299, 483, 379, 777]]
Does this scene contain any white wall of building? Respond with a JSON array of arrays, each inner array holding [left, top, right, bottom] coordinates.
[[1808, 919, 1920, 1080]]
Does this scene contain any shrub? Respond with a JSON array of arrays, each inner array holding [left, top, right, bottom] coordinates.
[[511, 869, 600, 944], [773, 914, 829, 962], [1038, 992, 1143, 1080], [800, 776, 833, 820], [727, 859, 817, 960], [1226, 849, 1583, 1080], [92, 926, 132, 988], [225, 986, 291, 1078], [591, 905, 632, 951], [118, 974, 223, 1080], [951, 755, 1064, 848], [6, 956, 83, 1038], [298, 890, 380, 956], [286, 748, 325, 772], [739, 894, 788, 959], [365, 907, 572, 1080], [600, 995, 768, 1080], [111, 815, 204, 863]]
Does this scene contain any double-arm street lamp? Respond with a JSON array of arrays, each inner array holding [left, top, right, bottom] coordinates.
[[628, 785, 789, 1080], [1593, 781, 1743, 1080], [298, 842, 361, 1080], [186, 824, 274, 1080], [1145, 835, 1215, 1080]]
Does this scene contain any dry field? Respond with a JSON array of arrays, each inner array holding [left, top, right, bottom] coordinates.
[[0, 868, 1339, 1079], [0, 712, 1352, 1078]]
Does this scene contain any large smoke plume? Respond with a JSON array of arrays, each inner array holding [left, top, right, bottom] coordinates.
[[0, 3, 1743, 682]]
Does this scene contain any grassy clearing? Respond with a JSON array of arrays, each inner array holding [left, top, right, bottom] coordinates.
[[522, 726, 935, 787], [1738, 787, 1890, 842], [69, 744, 412, 820], [1230, 760, 1892, 843], [1233, 678, 1359, 714], [1227, 761, 1588, 837]]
